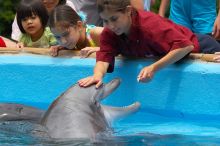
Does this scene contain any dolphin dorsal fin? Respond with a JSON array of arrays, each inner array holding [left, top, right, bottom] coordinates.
[[101, 102, 140, 124]]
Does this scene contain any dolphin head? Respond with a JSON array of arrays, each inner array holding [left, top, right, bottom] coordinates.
[[79, 78, 121, 106], [41, 78, 122, 139]]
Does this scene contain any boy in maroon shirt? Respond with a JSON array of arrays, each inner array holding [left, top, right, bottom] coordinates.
[[78, 0, 220, 88]]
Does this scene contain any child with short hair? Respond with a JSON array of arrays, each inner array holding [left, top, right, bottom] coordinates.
[[16, 0, 57, 48], [78, 0, 220, 88], [11, 0, 75, 41], [49, 5, 102, 57]]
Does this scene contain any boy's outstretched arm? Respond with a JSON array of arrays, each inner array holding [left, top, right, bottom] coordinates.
[[138, 45, 194, 82], [78, 61, 109, 88]]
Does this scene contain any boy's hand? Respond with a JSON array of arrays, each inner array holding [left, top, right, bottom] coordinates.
[[78, 76, 103, 88], [137, 65, 156, 83]]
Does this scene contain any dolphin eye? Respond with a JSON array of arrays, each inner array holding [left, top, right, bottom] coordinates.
[[94, 100, 100, 108]]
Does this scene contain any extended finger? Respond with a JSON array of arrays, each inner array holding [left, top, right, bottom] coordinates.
[[78, 78, 90, 86], [80, 77, 97, 87], [96, 81, 103, 88]]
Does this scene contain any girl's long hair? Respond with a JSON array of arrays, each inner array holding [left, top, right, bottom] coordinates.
[[49, 5, 81, 28]]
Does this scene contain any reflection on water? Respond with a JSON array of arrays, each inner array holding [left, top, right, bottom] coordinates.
[[0, 121, 220, 146]]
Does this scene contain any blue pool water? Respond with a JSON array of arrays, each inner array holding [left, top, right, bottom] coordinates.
[[0, 54, 220, 145]]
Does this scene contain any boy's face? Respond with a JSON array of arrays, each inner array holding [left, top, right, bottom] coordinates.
[[100, 7, 132, 35]]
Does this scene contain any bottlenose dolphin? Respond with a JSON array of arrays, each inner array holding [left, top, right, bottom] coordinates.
[[0, 103, 44, 122], [0, 78, 140, 139]]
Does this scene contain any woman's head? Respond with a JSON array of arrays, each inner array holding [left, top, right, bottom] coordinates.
[[96, 0, 132, 35], [49, 5, 84, 49], [17, 0, 48, 36], [97, 0, 130, 13], [42, 0, 66, 13]]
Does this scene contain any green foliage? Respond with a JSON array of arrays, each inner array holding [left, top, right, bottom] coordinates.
[[151, 0, 170, 17], [0, 0, 18, 37], [151, 0, 161, 13]]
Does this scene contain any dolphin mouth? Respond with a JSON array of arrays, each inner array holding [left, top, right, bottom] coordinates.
[[96, 78, 121, 101]]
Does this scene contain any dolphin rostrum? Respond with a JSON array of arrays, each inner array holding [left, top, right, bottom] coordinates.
[[0, 78, 140, 139]]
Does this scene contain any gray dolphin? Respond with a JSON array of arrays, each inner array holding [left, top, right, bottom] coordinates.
[[0, 78, 140, 139], [0, 103, 44, 122]]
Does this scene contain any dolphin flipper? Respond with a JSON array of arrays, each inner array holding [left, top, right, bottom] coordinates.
[[0, 103, 44, 122], [101, 102, 141, 124]]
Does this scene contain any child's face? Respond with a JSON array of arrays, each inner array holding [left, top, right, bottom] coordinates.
[[21, 14, 44, 39], [42, 0, 59, 13], [52, 24, 81, 49], [100, 7, 132, 35]]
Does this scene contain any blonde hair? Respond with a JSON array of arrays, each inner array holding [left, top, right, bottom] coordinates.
[[97, 0, 130, 13]]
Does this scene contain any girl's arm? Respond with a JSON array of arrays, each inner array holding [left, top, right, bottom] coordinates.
[[78, 61, 109, 88], [138, 45, 194, 82], [90, 26, 104, 46], [158, 0, 170, 17]]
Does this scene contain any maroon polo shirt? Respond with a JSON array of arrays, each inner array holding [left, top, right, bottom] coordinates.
[[0, 37, 6, 47], [97, 10, 200, 73]]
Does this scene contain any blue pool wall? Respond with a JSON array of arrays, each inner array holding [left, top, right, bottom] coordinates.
[[0, 55, 219, 120]]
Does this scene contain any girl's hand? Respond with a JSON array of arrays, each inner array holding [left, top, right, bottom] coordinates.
[[50, 45, 64, 57], [80, 47, 100, 58], [78, 76, 103, 88], [213, 52, 220, 62], [137, 65, 156, 83], [16, 42, 24, 49]]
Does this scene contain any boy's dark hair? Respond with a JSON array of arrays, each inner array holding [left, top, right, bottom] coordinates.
[[96, 0, 130, 13], [58, 0, 66, 5], [16, 0, 48, 33], [49, 5, 81, 28]]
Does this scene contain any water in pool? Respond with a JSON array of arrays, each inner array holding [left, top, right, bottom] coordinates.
[[0, 55, 220, 145], [1, 112, 220, 145]]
